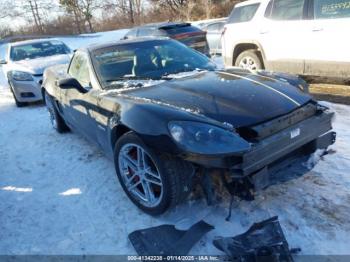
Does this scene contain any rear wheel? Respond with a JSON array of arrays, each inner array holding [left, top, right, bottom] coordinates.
[[114, 132, 193, 215], [235, 49, 263, 70], [44, 91, 69, 133]]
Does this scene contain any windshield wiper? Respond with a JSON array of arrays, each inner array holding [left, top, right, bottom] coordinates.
[[161, 68, 206, 79], [105, 76, 161, 90], [106, 76, 155, 82]]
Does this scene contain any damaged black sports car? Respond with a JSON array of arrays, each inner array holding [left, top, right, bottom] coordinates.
[[42, 38, 336, 215]]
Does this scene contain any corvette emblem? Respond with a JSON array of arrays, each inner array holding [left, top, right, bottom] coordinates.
[[290, 128, 301, 139]]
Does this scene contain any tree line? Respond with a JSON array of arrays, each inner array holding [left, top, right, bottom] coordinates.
[[0, 0, 243, 38]]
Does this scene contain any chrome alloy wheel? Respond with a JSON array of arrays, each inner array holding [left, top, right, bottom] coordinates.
[[45, 92, 57, 129], [239, 56, 258, 70], [118, 143, 163, 207]]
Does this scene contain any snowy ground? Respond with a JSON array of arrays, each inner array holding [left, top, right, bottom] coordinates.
[[0, 30, 350, 256]]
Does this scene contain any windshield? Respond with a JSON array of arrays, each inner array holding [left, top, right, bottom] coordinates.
[[92, 39, 216, 88], [228, 3, 260, 24], [10, 40, 71, 61]]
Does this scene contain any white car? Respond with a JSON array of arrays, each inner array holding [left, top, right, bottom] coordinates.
[[221, 0, 350, 81], [197, 18, 227, 55], [0, 39, 72, 107]]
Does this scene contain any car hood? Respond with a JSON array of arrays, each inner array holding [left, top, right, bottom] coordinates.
[[117, 70, 312, 128], [10, 54, 71, 75]]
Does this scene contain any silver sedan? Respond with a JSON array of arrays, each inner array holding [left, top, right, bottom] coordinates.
[[0, 39, 71, 107]]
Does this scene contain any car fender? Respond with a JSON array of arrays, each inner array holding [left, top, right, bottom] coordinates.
[[231, 40, 267, 65], [105, 98, 217, 156]]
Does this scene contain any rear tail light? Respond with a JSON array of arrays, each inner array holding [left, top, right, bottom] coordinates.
[[173, 31, 205, 40]]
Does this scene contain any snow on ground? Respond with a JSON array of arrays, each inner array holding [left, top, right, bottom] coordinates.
[[0, 30, 350, 256]]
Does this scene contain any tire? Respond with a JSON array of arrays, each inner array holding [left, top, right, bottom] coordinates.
[[114, 131, 194, 215], [44, 90, 70, 133], [8, 82, 27, 107], [235, 49, 263, 70]]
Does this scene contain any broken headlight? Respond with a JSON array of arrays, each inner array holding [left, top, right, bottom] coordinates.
[[168, 121, 251, 155]]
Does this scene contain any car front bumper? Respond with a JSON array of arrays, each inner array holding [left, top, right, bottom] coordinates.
[[10, 75, 43, 102], [184, 110, 335, 175]]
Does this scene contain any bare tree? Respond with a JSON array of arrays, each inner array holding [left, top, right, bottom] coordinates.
[[181, 0, 196, 21], [202, 0, 214, 19], [106, 0, 146, 25], [0, 24, 13, 38], [60, 0, 99, 33], [0, 0, 18, 19], [27, 0, 44, 33], [149, 0, 188, 18]]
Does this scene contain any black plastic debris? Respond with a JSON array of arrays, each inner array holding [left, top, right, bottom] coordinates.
[[129, 220, 214, 256], [213, 216, 298, 262]]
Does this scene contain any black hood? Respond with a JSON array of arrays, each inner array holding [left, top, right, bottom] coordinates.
[[120, 70, 312, 127]]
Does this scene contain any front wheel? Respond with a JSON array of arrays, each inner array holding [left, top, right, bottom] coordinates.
[[114, 132, 194, 215], [235, 49, 263, 71], [44, 91, 69, 133]]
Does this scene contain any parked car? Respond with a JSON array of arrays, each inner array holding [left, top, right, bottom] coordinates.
[[222, 0, 350, 80], [197, 18, 227, 55], [43, 38, 335, 215], [122, 22, 210, 56], [0, 39, 72, 107]]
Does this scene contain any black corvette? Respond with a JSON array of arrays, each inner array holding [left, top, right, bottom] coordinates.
[[43, 38, 335, 215]]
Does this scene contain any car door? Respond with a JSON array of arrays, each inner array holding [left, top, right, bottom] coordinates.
[[304, 0, 350, 77], [257, 0, 311, 74], [61, 51, 101, 142]]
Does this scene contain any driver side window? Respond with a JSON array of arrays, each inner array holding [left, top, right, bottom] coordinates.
[[69, 52, 91, 88]]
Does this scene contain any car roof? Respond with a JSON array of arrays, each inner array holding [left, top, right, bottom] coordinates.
[[235, 0, 264, 8], [84, 37, 170, 52], [197, 18, 227, 28], [198, 18, 227, 25], [135, 22, 192, 30], [0, 35, 62, 46], [9, 38, 62, 47]]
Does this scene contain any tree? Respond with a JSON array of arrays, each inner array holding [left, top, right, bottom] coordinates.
[[59, 0, 99, 33], [0, 0, 17, 19], [149, 0, 187, 18], [0, 24, 13, 38], [27, 0, 44, 33], [202, 0, 214, 19], [103, 0, 145, 25]]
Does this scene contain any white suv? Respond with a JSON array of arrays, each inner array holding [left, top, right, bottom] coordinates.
[[222, 0, 350, 80]]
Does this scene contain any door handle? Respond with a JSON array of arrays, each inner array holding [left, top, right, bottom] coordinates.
[[312, 27, 323, 32], [260, 29, 269, 34]]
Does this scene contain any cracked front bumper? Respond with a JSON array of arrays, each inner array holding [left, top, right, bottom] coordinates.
[[238, 110, 335, 175], [185, 110, 336, 174]]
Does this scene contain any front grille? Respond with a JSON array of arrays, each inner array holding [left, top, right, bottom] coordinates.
[[238, 102, 318, 141], [32, 74, 43, 77], [21, 92, 35, 98]]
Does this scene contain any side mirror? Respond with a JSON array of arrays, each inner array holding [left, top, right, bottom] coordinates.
[[58, 78, 88, 94], [0, 59, 7, 65]]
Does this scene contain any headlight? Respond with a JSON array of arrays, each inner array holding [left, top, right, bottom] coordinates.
[[168, 121, 251, 155], [10, 71, 33, 81]]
